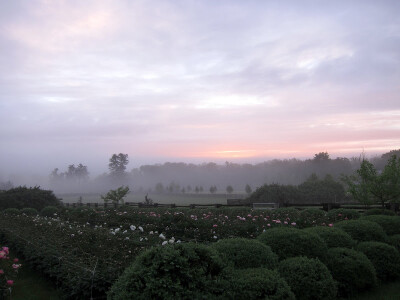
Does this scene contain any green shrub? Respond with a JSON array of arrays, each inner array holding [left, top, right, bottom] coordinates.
[[389, 234, 400, 252], [327, 208, 360, 221], [40, 206, 59, 217], [364, 208, 396, 216], [257, 227, 327, 261], [2, 208, 20, 215], [356, 241, 400, 281], [65, 206, 98, 222], [108, 243, 226, 299], [335, 220, 388, 243], [278, 256, 337, 300], [360, 215, 400, 235], [271, 207, 300, 220], [210, 238, 278, 269], [0, 186, 60, 211], [20, 207, 38, 216], [229, 268, 295, 300], [304, 226, 356, 249], [325, 247, 377, 297]]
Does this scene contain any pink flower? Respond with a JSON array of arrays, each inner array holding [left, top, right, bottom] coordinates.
[[338, 214, 342, 217], [13, 258, 19, 262], [6, 280, 13, 286], [12, 264, 21, 269], [0, 269, 4, 274], [213, 224, 218, 227], [291, 222, 296, 226], [267, 223, 271, 227], [328, 224, 333, 227], [0, 251, 5, 259]]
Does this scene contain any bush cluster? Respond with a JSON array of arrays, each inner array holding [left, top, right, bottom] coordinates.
[[40, 206, 59, 217], [363, 208, 396, 216], [229, 268, 295, 300], [389, 234, 400, 252], [356, 241, 400, 281], [278, 256, 337, 300], [327, 208, 360, 221], [304, 226, 356, 249], [0, 186, 60, 211], [360, 215, 400, 235], [257, 227, 328, 261], [210, 238, 278, 270], [108, 243, 226, 299], [20, 207, 38, 216], [325, 247, 377, 297], [334, 219, 388, 243]]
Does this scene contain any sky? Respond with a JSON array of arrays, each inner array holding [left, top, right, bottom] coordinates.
[[1, 0, 400, 178]]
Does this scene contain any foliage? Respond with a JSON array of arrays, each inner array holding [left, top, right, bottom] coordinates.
[[297, 208, 327, 228], [245, 184, 252, 194], [388, 234, 400, 252], [356, 241, 400, 281], [210, 238, 278, 270], [209, 185, 217, 194], [0, 186, 60, 211], [278, 256, 337, 300], [363, 208, 396, 216], [20, 208, 38, 216], [304, 226, 356, 249], [40, 206, 59, 217], [107, 243, 226, 300], [257, 227, 328, 261], [228, 268, 295, 300], [109, 153, 129, 179], [1, 208, 20, 216], [343, 155, 400, 207], [225, 185, 233, 194], [247, 183, 299, 205], [325, 247, 377, 297], [101, 186, 130, 204], [360, 215, 400, 235], [327, 208, 360, 222], [0, 245, 22, 298], [335, 219, 388, 243], [297, 173, 345, 203]]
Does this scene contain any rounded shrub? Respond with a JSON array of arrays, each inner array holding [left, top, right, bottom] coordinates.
[[20, 207, 38, 216], [66, 206, 98, 222], [335, 219, 388, 243], [304, 226, 356, 249], [2, 207, 20, 215], [229, 268, 295, 300], [108, 243, 226, 300], [360, 215, 400, 235], [278, 256, 337, 300], [210, 238, 278, 270], [356, 241, 400, 281], [327, 208, 360, 221], [257, 227, 328, 261], [389, 234, 400, 252], [325, 247, 377, 297], [40, 206, 60, 217], [364, 208, 396, 216]]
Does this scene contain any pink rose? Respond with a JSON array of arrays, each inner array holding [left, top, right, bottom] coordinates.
[[0, 269, 4, 274], [13, 258, 19, 262], [7, 280, 13, 286]]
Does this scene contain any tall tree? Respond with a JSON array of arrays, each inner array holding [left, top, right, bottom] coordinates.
[[109, 153, 129, 179], [343, 155, 400, 208]]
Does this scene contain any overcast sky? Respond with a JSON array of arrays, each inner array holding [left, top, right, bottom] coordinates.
[[1, 0, 399, 178]]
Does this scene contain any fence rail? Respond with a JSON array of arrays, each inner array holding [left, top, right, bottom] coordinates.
[[60, 201, 399, 212]]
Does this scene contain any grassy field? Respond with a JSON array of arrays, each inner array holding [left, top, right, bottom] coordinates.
[[56, 192, 245, 206]]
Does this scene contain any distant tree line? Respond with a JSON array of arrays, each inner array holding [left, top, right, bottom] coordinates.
[[44, 150, 399, 195]]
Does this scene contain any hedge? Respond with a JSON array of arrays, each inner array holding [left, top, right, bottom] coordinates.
[[304, 226, 356, 249], [334, 220, 388, 243], [360, 215, 400, 235]]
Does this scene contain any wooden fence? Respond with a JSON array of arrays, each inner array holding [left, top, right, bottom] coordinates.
[[61, 201, 399, 212]]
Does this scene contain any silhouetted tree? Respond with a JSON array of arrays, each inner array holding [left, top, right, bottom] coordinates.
[[109, 153, 129, 179], [226, 185, 233, 194], [209, 185, 217, 194], [245, 184, 252, 194]]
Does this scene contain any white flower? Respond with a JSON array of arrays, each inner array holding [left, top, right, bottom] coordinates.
[[168, 239, 174, 244], [139, 226, 144, 232], [176, 240, 181, 243], [162, 241, 168, 246], [213, 235, 218, 239], [140, 237, 143, 241], [111, 231, 116, 235], [123, 230, 127, 234], [115, 228, 120, 232], [159, 233, 166, 240], [130, 225, 136, 231], [125, 237, 130, 240], [71, 234, 75, 237], [149, 231, 154, 235]]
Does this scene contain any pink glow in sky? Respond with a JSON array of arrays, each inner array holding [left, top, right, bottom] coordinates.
[[0, 0, 399, 175]]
